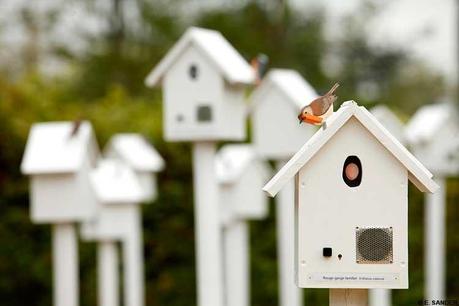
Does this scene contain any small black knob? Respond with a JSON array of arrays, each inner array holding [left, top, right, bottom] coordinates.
[[323, 247, 332, 257]]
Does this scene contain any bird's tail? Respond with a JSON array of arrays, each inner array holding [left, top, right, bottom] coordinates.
[[326, 83, 340, 96]]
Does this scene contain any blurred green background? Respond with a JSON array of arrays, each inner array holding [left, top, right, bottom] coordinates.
[[0, 0, 458, 305]]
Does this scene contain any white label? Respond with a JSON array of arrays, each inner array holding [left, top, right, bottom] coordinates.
[[309, 273, 399, 283]]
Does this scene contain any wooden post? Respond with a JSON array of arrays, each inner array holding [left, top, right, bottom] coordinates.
[[369, 289, 390, 306], [224, 220, 249, 306], [330, 289, 368, 306], [192, 142, 224, 306], [123, 209, 145, 306], [52, 223, 78, 306], [98, 241, 119, 306], [425, 177, 446, 300], [276, 161, 303, 306]]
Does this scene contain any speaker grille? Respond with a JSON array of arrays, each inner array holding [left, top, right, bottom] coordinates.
[[356, 227, 393, 264]]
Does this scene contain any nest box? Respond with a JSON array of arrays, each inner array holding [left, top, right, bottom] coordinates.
[[81, 159, 144, 241], [263, 101, 438, 289], [405, 103, 459, 176], [21, 121, 99, 223], [370, 105, 405, 145], [104, 134, 165, 201], [145, 27, 255, 142], [216, 144, 271, 225], [250, 69, 318, 160]]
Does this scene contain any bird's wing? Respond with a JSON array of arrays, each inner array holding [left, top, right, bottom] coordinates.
[[310, 95, 336, 116]]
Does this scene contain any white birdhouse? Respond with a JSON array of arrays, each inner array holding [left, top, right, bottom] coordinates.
[[216, 144, 270, 225], [145, 27, 255, 142], [81, 159, 144, 241], [250, 69, 318, 160], [405, 103, 459, 176], [104, 134, 165, 202], [21, 121, 99, 223], [263, 101, 438, 289], [370, 105, 405, 145]]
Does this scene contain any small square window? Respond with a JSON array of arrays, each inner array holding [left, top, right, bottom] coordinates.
[[197, 105, 212, 122]]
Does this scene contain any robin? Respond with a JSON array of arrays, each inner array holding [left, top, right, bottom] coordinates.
[[69, 119, 82, 138], [251, 53, 269, 85], [298, 83, 339, 125]]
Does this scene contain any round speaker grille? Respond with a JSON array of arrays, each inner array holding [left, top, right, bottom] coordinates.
[[356, 227, 393, 264]]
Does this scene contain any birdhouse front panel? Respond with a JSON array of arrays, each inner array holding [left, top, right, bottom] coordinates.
[[162, 46, 246, 141], [30, 157, 97, 223], [253, 88, 315, 160], [295, 117, 409, 289]]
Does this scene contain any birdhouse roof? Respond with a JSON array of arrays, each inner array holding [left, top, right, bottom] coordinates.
[[216, 144, 269, 184], [145, 27, 255, 87], [370, 105, 405, 143], [21, 121, 99, 175], [250, 69, 318, 111], [405, 103, 456, 145], [263, 101, 439, 197], [90, 159, 144, 204], [104, 134, 165, 172]]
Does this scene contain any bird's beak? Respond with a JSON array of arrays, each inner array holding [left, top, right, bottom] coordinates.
[[298, 113, 323, 125]]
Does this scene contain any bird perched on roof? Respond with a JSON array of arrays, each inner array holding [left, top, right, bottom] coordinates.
[[251, 53, 269, 85], [68, 119, 82, 138], [298, 83, 340, 125]]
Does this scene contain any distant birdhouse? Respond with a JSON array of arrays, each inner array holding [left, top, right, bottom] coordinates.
[[21, 121, 99, 223], [145, 27, 255, 142], [405, 103, 459, 176], [370, 105, 406, 145], [81, 159, 144, 241], [104, 134, 165, 202], [216, 145, 271, 225], [263, 101, 438, 289], [250, 69, 318, 160]]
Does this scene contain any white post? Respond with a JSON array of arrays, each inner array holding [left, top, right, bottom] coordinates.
[[369, 289, 391, 306], [224, 220, 249, 306], [123, 209, 145, 306], [330, 289, 368, 306], [192, 142, 224, 306], [276, 161, 303, 306], [425, 177, 446, 301], [52, 223, 78, 306], [98, 241, 119, 306]]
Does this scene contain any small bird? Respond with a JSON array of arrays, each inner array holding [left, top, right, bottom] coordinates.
[[298, 83, 340, 125], [251, 53, 269, 85], [69, 119, 82, 138]]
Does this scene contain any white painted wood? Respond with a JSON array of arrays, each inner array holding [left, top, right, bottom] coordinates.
[[330, 289, 368, 306], [295, 118, 409, 289], [250, 69, 318, 160], [98, 241, 119, 306], [425, 177, 446, 301], [192, 142, 224, 306], [277, 160, 303, 306], [369, 289, 391, 306], [145, 27, 255, 87], [370, 105, 405, 145], [146, 28, 251, 142], [52, 223, 78, 306], [263, 101, 438, 197], [122, 208, 145, 306], [224, 220, 249, 306]]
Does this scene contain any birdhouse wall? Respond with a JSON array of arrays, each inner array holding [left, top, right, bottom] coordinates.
[[220, 163, 269, 224], [162, 46, 246, 142], [136, 172, 157, 202], [252, 88, 315, 159], [81, 204, 140, 241], [30, 156, 97, 223], [295, 117, 409, 289]]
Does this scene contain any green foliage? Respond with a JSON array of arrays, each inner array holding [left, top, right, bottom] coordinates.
[[0, 1, 457, 305]]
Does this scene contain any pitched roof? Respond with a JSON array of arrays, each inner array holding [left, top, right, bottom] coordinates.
[[216, 144, 269, 184], [104, 134, 165, 172], [250, 69, 318, 111], [90, 159, 144, 204], [263, 101, 439, 197], [21, 121, 99, 175], [145, 27, 255, 87], [370, 105, 405, 144], [405, 103, 456, 145]]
